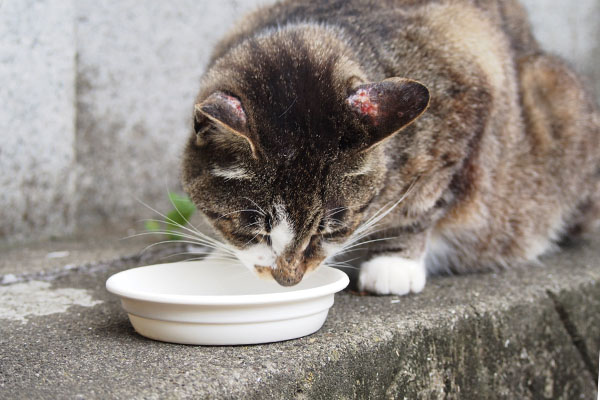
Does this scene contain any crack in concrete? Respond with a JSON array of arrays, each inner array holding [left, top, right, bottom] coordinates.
[[546, 289, 598, 385]]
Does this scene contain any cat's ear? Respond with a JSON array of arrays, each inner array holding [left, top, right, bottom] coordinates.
[[194, 92, 258, 157], [346, 78, 430, 151]]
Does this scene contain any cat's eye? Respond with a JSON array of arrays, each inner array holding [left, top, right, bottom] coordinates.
[[322, 227, 350, 239], [265, 214, 273, 232], [317, 218, 327, 232], [232, 232, 262, 245], [318, 216, 350, 239], [319, 210, 348, 234], [248, 233, 271, 246]]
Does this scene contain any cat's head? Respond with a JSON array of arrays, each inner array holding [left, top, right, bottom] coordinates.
[[182, 25, 429, 286]]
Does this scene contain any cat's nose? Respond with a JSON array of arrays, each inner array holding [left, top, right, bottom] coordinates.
[[272, 269, 303, 286], [272, 255, 306, 286]]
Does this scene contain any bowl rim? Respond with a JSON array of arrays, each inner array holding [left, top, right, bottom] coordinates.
[[106, 262, 349, 306]]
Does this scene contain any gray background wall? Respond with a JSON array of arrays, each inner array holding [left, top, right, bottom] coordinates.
[[1, 0, 599, 244]]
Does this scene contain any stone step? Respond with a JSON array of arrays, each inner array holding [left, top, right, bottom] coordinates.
[[1, 233, 599, 399]]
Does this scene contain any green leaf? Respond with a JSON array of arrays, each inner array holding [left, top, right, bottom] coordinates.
[[166, 232, 183, 241], [168, 192, 196, 222], [144, 220, 161, 232], [166, 209, 187, 228], [144, 192, 197, 241]]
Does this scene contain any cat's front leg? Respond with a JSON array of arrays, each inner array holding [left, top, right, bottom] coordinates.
[[358, 231, 427, 296], [358, 255, 426, 295]]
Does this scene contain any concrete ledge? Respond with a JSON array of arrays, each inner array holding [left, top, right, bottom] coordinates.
[[1, 234, 599, 399]]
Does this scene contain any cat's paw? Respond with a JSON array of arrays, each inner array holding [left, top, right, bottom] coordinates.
[[358, 255, 426, 295]]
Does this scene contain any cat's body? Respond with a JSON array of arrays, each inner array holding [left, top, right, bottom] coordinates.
[[182, 0, 600, 295]]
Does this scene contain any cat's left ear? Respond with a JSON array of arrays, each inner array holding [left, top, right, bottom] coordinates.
[[346, 78, 430, 151], [194, 91, 258, 158]]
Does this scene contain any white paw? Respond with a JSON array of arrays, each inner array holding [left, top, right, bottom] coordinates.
[[358, 255, 426, 295]]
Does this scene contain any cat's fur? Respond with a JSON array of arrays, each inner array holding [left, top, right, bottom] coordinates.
[[182, 0, 600, 294]]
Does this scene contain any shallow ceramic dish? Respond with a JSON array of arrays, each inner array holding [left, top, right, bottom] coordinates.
[[106, 259, 349, 345]]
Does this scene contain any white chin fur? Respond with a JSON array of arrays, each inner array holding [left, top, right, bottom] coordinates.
[[270, 203, 295, 255], [234, 243, 276, 270], [234, 205, 295, 270]]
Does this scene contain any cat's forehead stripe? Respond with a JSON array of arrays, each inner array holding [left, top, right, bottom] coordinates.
[[270, 204, 294, 255], [210, 165, 253, 181]]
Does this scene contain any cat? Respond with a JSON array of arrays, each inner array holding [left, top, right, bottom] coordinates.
[[181, 0, 600, 295]]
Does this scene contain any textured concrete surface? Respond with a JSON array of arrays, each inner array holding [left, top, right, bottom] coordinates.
[[1, 234, 598, 399], [1, 0, 599, 244], [0, 0, 77, 242], [0, 224, 166, 279]]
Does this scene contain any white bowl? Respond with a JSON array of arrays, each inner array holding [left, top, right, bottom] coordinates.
[[105, 259, 349, 345]]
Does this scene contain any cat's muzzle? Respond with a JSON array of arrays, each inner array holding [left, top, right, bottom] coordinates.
[[271, 257, 306, 286]]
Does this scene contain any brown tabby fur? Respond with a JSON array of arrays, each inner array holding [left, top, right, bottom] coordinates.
[[182, 0, 600, 287]]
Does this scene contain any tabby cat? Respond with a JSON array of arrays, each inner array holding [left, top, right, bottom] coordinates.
[[181, 0, 600, 295]]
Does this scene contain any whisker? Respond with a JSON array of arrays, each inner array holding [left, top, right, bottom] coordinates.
[[181, 256, 244, 264], [342, 236, 398, 251], [167, 189, 198, 230], [325, 256, 361, 269], [123, 228, 228, 252], [136, 198, 206, 237], [325, 206, 349, 218], [211, 208, 265, 222], [353, 178, 419, 237], [358, 178, 419, 233], [242, 230, 263, 247], [136, 199, 237, 255], [239, 221, 263, 231], [159, 251, 238, 261], [326, 256, 361, 264], [329, 177, 420, 260], [327, 263, 360, 271], [328, 217, 351, 229], [242, 197, 267, 216], [132, 193, 245, 262], [127, 223, 213, 241], [137, 198, 207, 238], [160, 218, 230, 250], [354, 200, 397, 234], [139, 239, 234, 255], [341, 226, 390, 249], [161, 189, 210, 240], [331, 247, 377, 256]]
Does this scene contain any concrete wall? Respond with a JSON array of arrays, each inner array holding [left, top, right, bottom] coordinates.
[[1, 0, 77, 242], [1, 0, 271, 244], [1, 0, 599, 244], [73, 0, 270, 231]]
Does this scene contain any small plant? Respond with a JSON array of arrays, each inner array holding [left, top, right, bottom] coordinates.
[[145, 192, 197, 240]]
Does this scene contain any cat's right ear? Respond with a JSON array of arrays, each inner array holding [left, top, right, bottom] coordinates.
[[346, 78, 430, 152], [194, 92, 258, 158]]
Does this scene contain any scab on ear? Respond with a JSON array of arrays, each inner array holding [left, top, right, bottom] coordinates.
[[346, 78, 430, 151], [192, 92, 259, 158]]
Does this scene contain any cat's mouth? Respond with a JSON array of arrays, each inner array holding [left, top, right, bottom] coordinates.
[[253, 263, 305, 286], [253, 255, 324, 286], [272, 258, 307, 286], [253, 265, 275, 280]]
